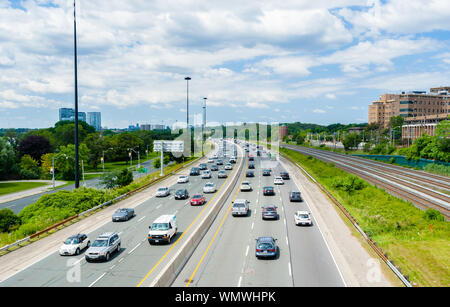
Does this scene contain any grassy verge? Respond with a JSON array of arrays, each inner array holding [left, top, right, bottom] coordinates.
[[0, 182, 49, 196], [280, 147, 450, 287]]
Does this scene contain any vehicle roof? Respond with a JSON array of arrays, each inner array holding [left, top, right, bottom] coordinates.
[[153, 215, 176, 223], [263, 186, 274, 189], [234, 199, 248, 204], [257, 237, 275, 243], [296, 211, 310, 215], [98, 232, 117, 238], [262, 204, 276, 208]]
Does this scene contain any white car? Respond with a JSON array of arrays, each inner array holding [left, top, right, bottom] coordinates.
[[224, 163, 233, 170], [274, 176, 284, 185], [203, 182, 217, 193], [177, 175, 189, 183], [59, 234, 90, 256], [294, 211, 312, 226], [156, 187, 170, 197], [208, 158, 215, 163], [240, 181, 253, 192], [201, 170, 211, 179], [232, 199, 250, 216]]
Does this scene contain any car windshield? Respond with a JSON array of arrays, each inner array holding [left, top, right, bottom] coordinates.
[[176, 190, 185, 194], [264, 207, 275, 211], [292, 192, 300, 196], [116, 209, 127, 213], [258, 243, 273, 249], [64, 237, 79, 245], [151, 223, 169, 231], [91, 239, 108, 247], [193, 195, 202, 199], [299, 214, 309, 219], [205, 183, 214, 187], [158, 188, 167, 191], [233, 203, 245, 208]]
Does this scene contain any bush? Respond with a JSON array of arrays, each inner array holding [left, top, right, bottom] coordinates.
[[19, 169, 40, 180], [331, 176, 366, 193], [423, 164, 450, 176], [0, 209, 21, 232], [423, 209, 445, 221]]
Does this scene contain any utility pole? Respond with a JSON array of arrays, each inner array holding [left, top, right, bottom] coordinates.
[[185, 77, 191, 156]]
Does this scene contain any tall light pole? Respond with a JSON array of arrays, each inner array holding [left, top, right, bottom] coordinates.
[[185, 77, 191, 156], [73, 0, 80, 189], [202, 97, 207, 156]]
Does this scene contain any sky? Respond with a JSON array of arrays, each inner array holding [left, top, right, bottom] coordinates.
[[0, 0, 449, 129]]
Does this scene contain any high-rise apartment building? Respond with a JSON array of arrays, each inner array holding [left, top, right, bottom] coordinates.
[[87, 112, 102, 131], [140, 124, 166, 131], [369, 87, 449, 129], [58, 108, 87, 123]]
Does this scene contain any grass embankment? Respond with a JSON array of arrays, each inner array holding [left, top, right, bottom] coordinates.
[[281, 147, 450, 287], [0, 182, 49, 196], [0, 156, 197, 251]]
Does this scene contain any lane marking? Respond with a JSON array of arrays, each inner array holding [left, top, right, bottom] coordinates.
[[238, 275, 242, 287], [138, 216, 146, 222], [128, 242, 142, 255], [89, 272, 106, 287], [245, 245, 249, 257]]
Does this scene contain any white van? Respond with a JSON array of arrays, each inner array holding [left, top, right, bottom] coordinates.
[[148, 215, 177, 244]]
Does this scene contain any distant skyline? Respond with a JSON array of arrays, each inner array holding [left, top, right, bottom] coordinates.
[[0, 0, 449, 129]]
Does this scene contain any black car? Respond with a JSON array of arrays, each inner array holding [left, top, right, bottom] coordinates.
[[263, 186, 275, 196], [246, 171, 255, 177], [175, 189, 189, 200], [216, 160, 223, 166], [210, 165, 219, 171], [289, 191, 302, 202], [248, 163, 255, 169], [190, 167, 200, 176], [255, 237, 277, 259], [262, 169, 271, 176], [199, 163, 207, 170], [280, 172, 290, 180], [112, 208, 135, 222]]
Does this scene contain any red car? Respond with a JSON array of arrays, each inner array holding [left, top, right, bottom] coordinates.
[[190, 194, 206, 206]]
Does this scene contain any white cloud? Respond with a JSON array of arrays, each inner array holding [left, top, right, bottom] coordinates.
[[312, 109, 326, 113]]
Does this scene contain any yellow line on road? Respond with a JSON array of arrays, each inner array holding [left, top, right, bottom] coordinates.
[[136, 157, 240, 287], [186, 158, 248, 287]]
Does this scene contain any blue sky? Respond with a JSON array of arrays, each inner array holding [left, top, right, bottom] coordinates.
[[0, 0, 449, 129]]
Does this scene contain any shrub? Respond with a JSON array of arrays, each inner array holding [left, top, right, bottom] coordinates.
[[331, 176, 366, 193], [423, 209, 445, 222], [0, 209, 21, 232]]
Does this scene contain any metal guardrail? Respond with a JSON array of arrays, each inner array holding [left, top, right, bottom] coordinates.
[[0, 156, 202, 255], [281, 152, 413, 287]]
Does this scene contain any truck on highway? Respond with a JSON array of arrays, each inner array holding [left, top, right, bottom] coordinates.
[[148, 215, 177, 244]]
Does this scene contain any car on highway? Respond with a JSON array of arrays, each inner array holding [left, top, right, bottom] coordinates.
[[208, 158, 215, 163], [175, 188, 189, 200], [274, 176, 284, 185], [231, 199, 249, 216], [294, 211, 312, 226], [210, 165, 219, 171], [263, 186, 275, 196], [190, 167, 200, 176], [262, 169, 271, 176], [216, 159, 223, 165], [59, 234, 90, 256], [201, 170, 212, 179], [148, 215, 177, 244], [213, 154, 218, 159], [112, 208, 135, 222], [203, 182, 217, 193], [177, 175, 189, 183], [190, 194, 206, 206], [224, 163, 233, 170], [199, 163, 208, 170], [255, 237, 277, 259], [289, 191, 302, 202], [248, 155, 254, 161], [248, 163, 255, 169], [246, 170, 255, 177], [85, 232, 121, 262], [280, 172, 290, 180], [156, 187, 170, 197], [218, 170, 228, 178], [240, 181, 253, 192], [261, 205, 278, 220]]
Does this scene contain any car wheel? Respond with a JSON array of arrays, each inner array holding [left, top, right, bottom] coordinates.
[[75, 248, 80, 255], [106, 252, 110, 261], [117, 243, 121, 252]]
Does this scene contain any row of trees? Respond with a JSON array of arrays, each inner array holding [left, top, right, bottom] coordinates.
[[0, 121, 179, 181]]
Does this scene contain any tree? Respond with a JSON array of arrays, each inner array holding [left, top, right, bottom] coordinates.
[[55, 144, 90, 180], [436, 120, 450, 138], [83, 133, 104, 169], [153, 158, 161, 169], [0, 209, 21, 232], [100, 168, 133, 189], [19, 155, 40, 179], [117, 168, 133, 187], [40, 153, 54, 180], [295, 134, 305, 145], [0, 137, 16, 177], [17, 135, 51, 163], [342, 133, 362, 151]]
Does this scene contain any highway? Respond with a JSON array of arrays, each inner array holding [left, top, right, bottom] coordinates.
[[173, 143, 345, 287], [0, 142, 242, 287], [282, 144, 450, 218]]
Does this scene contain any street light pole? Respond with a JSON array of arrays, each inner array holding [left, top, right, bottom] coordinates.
[[185, 77, 191, 156], [202, 97, 207, 156], [73, 0, 80, 189]]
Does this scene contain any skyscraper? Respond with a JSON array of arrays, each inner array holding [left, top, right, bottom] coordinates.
[[58, 108, 88, 123], [87, 112, 102, 131]]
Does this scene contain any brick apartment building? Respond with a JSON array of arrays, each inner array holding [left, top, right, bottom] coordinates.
[[368, 87, 449, 140]]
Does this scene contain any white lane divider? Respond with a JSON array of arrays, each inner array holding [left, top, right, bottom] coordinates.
[[128, 242, 142, 254], [89, 272, 106, 287], [137, 216, 146, 222]]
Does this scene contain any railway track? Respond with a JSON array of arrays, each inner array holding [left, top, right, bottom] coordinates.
[[282, 145, 450, 219]]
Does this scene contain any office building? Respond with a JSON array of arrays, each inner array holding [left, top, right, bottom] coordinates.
[[279, 125, 289, 139], [58, 108, 87, 123], [369, 87, 449, 129], [87, 112, 102, 131], [140, 124, 166, 131]]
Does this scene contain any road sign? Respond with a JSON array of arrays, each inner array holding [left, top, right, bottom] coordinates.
[[154, 141, 184, 153]]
